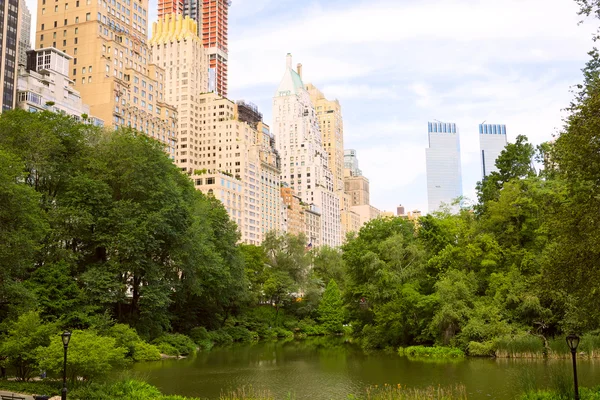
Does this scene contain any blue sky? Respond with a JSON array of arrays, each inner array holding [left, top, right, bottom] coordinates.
[[26, 0, 598, 213]]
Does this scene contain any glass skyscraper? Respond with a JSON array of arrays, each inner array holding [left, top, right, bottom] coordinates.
[[425, 121, 463, 213], [479, 123, 507, 178]]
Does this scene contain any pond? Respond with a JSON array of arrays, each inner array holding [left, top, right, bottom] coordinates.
[[130, 337, 600, 399]]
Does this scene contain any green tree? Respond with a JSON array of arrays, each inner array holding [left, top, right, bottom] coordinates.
[[0, 312, 57, 381], [318, 280, 344, 334]]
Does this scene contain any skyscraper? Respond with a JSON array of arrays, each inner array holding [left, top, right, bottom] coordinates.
[[182, 0, 200, 34], [306, 82, 344, 193], [479, 123, 507, 178], [158, 0, 183, 19], [426, 121, 463, 213], [0, 0, 20, 111], [200, 0, 229, 97], [17, 0, 30, 67], [35, 0, 178, 156], [273, 54, 341, 247], [344, 149, 362, 176]]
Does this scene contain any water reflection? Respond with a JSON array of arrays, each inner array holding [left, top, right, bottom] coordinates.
[[130, 337, 600, 400]]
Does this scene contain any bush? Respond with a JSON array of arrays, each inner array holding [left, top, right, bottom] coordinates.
[[157, 342, 179, 357], [37, 330, 128, 382], [467, 341, 495, 357], [189, 327, 209, 345], [0, 380, 59, 396], [207, 329, 234, 345], [132, 341, 161, 362], [224, 326, 257, 343], [152, 334, 196, 356], [107, 324, 142, 358], [71, 379, 163, 400]]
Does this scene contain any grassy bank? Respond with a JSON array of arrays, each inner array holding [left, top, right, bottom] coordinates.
[[521, 386, 600, 399], [398, 346, 465, 360], [0, 379, 468, 400], [468, 333, 600, 359]]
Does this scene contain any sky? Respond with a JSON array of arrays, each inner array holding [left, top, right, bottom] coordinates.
[[25, 0, 599, 213]]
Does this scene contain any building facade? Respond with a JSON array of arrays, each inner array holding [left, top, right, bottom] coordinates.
[[479, 123, 507, 178], [306, 82, 344, 194], [158, 0, 182, 19], [425, 121, 462, 213], [0, 0, 20, 111], [197, 0, 229, 97], [340, 192, 360, 240], [344, 149, 362, 176], [273, 54, 341, 247], [344, 172, 369, 206], [18, 0, 31, 67], [150, 13, 208, 171], [350, 204, 380, 227], [35, 0, 178, 156], [17, 47, 103, 125]]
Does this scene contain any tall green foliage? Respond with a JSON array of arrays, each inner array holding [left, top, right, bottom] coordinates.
[[318, 280, 344, 333]]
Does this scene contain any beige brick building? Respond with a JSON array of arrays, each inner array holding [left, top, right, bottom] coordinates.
[[35, 0, 177, 155]]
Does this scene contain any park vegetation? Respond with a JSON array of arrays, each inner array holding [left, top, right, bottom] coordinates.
[[4, 2, 600, 398]]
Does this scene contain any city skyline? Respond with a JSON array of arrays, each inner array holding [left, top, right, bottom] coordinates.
[[22, 0, 598, 214]]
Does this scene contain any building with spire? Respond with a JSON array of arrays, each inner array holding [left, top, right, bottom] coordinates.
[[273, 54, 341, 247], [426, 121, 463, 213], [35, 0, 177, 156], [479, 123, 507, 178]]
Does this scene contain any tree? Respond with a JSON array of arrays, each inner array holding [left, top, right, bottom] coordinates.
[[318, 280, 344, 334], [312, 246, 346, 290], [0, 312, 57, 381]]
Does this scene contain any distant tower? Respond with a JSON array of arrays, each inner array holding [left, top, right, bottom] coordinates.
[[344, 149, 362, 176], [397, 205, 405, 216], [158, 0, 184, 19], [0, 0, 20, 111], [198, 0, 230, 97], [426, 121, 463, 213], [18, 0, 31, 67], [479, 123, 508, 178]]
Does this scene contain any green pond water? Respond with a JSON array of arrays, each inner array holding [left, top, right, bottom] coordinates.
[[131, 337, 600, 399]]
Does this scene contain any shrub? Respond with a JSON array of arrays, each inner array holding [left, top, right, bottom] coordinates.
[[37, 330, 128, 382], [189, 327, 209, 345], [157, 343, 179, 357], [224, 326, 257, 343], [467, 341, 495, 357], [207, 329, 234, 345], [107, 324, 142, 358], [132, 341, 161, 362], [495, 334, 545, 358], [152, 334, 196, 356], [0, 380, 59, 396]]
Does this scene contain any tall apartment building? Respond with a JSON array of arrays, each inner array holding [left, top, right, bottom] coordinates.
[[340, 192, 360, 240], [198, 0, 228, 97], [150, 13, 207, 173], [17, 47, 103, 125], [344, 149, 362, 176], [479, 123, 507, 178], [426, 121, 463, 213], [35, 0, 178, 156], [306, 82, 344, 193], [18, 0, 31, 66], [158, 0, 182, 18], [344, 169, 369, 206], [0, 0, 20, 111], [182, 0, 199, 33], [273, 54, 341, 247], [178, 92, 280, 244]]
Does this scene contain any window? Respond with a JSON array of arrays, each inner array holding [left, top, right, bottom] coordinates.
[[81, 77, 85, 84], [41, 24, 44, 29], [73, 58, 77, 65], [40, 34, 44, 41], [53, 21, 57, 27], [54, 5, 58, 11], [82, 67, 86, 74], [63, 40, 66, 46], [73, 68, 76, 75], [53, 32, 56, 38], [63, 30, 66, 36], [89, 66, 92, 73], [75, 27, 78, 34], [42, 8, 45, 13], [75, 17, 79, 23], [64, 18, 67, 25], [86, 12, 91, 20], [88, 77, 92, 83], [65, 3, 68, 9], [74, 38, 78, 44]]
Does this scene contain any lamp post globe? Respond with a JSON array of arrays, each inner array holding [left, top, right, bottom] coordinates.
[[566, 334, 580, 400], [61, 331, 71, 400]]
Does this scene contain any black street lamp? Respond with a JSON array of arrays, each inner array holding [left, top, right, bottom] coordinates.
[[566, 334, 580, 400], [61, 331, 71, 400]]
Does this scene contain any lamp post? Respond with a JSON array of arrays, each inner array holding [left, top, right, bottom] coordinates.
[[61, 331, 71, 400], [566, 334, 580, 400]]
